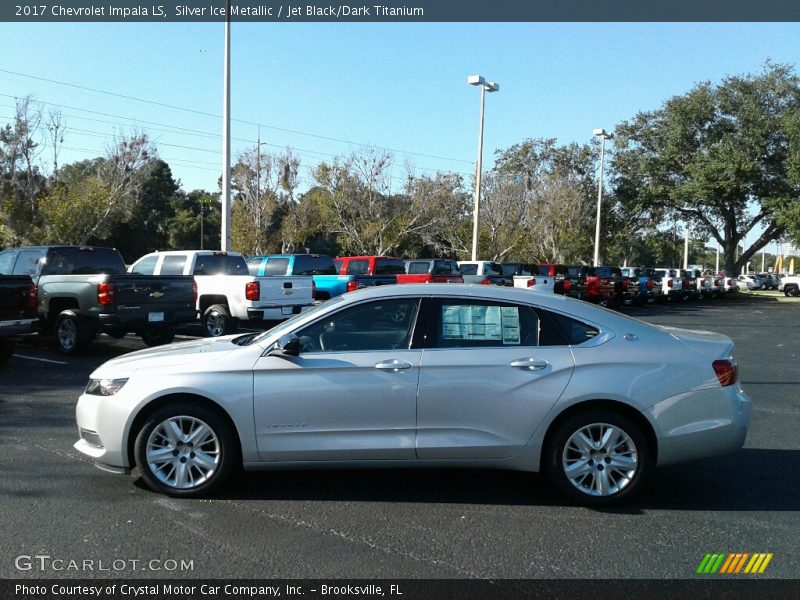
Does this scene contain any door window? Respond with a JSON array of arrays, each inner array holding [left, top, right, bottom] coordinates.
[[295, 298, 420, 353], [12, 250, 43, 276], [160, 255, 187, 275], [0, 251, 17, 275], [130, 255, 158, 275], [431, 299, 539, 348]]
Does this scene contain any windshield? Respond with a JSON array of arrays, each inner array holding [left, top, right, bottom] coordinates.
[[244, 296, 347, 346]]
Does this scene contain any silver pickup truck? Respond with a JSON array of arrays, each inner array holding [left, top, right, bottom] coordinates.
[[130, 250, 315, 336]]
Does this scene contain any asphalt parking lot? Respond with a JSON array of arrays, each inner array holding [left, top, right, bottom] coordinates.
[[0, 292, 798, 579]]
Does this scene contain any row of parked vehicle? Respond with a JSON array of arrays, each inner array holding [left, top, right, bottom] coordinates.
[[0, 245, 793, 360]]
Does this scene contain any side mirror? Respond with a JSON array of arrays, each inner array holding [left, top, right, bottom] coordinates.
[[268, 334, 301, 358]]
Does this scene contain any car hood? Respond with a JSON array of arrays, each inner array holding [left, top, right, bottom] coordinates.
[[657, 326, 734, 359], [91, 335, 246, 376]]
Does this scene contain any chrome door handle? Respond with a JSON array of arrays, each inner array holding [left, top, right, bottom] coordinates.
[[509, 358, 548, 371], [374, 359, 413, 372]]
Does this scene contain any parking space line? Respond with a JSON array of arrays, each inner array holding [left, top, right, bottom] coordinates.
[[13, 354, 69, 365]]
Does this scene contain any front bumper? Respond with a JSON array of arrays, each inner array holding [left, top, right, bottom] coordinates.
[[74, 392, 132, 471], [648, 384, 751, 466]]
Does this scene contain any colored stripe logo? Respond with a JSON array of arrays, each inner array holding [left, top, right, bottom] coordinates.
[[697, 553, 773, 574]]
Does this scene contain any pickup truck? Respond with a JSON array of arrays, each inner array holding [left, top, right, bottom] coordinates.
[[779, 274, 800, 297], [399, 259, 464, 284], [0, 246, 197, 354], [247, 254, 345, 300], [457, 261, 504, 285], [0, 274, 38, 365], [620, 267, 662, 305], [130, 250, 315, 337], [566, 265, 626, 307], [332, 256, 403, 292], [653, 268, 686, 302]]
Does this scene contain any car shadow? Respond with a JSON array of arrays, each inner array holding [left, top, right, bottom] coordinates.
[[205, 448, 798, 512]]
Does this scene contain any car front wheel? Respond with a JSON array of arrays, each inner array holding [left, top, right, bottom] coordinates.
[[134, 403, 239, 497], [203, 304, 237, 337], [545, 410, 653, 506]]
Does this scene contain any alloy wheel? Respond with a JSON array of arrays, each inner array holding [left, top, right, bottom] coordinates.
[[145, 416, 220, 490], [561, 422, 638, 497]]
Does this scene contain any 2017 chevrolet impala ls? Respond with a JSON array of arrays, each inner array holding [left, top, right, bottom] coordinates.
[[74, 284, 751, 506]]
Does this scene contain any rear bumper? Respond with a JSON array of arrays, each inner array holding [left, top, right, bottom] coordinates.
[[246, 303, 315, 322], [648, 384, 751, 466], [0, 317, 38, 337], [97, 308, 198, 330]]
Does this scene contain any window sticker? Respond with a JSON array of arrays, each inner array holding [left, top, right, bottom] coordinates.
[[441, 304, 520, 344]]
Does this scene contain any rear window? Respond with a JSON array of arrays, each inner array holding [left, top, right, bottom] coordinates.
[[459, 263, 477, 275], [131, 255, 158, 275], [263, 258, 291, 276], [406, 261, 431, 274], [433, 261, 459, 275], [345, 259, 369, 275], [594, 267, 620, 278], [160, 255, 187, 275], [375, 258, 406, 275], [192, 253, 249, 276], [43, 247, 125, 275], [293, 255, 337, 275], [12, 250, 43, 276]]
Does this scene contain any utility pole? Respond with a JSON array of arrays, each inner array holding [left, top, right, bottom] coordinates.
[[220, 0, 232, 251], [683, 224, 689, 270]]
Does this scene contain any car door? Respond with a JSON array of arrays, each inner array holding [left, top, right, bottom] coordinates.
[[415, 297, 575, 460], [252, 297, 423, 462]]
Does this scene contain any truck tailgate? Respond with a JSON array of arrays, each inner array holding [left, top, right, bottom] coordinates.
[[113, 275, 196, 308], [256, 276, 314, 306]]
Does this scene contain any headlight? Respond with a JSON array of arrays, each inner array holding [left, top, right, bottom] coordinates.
[[85, 378, 129, 396]]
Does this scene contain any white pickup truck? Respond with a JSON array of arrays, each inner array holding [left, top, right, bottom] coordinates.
[[129, 250, 315, 336], [779, 274, 800, 297], [653, 268, 686, 301]]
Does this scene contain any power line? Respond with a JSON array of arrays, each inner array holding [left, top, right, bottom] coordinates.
[[0, 69, 475, 166]]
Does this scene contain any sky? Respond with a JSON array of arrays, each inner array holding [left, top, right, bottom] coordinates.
[[1, 21, 799, 253]]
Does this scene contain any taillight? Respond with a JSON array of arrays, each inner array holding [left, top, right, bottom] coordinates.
[[646, 279, 653, 289], [27, 283, 38, 309], [347, 280, 359, 293], [712, 359, 738, 387], [479, 278, 492, 285], [622, 279, 628, 291], [312, 280, 317, 300], [715, 278, 722, 286], [192, 280, 198, 304], [668, 278, 673, 288], [97, 282, 115, 306], [527, 278, 536, 287], [682, 280, 689, 289], [245, 281, 260, 301], [727, 278, 733, 287], [563, 279, 571, 292]]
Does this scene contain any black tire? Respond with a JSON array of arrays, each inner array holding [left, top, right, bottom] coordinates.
[[202, 304, 237, 337], [544, 409, 653, 507], [785, 285, 800, 297], [0, 339, 15, 365], [141, 328, 175, 347], [54, 310, 91, 355], [134, 402, 240, 497]]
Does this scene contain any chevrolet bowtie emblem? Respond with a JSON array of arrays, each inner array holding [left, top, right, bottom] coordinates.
[[150, 291, 164, 298]]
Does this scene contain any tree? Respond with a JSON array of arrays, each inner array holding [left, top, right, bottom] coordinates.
[[611, 62, 800, 275]]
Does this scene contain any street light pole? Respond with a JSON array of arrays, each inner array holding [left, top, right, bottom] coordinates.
[[468, 75, 499, 262], [220, 0, 232, 251], [592, 128, 613, 267]]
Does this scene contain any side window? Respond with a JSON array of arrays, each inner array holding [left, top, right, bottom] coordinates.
[[130, 255, 158, 275], [246, 257, 264, 276], [485, 263, 502, 277], [346, 260, 369, 275], [12, 250, 42, 276], [539, 309, 599, 346], [161, 255, 187, 275], [433, 261, 453, 275], [0, 251, 17, 275], [333, 259, 343, 274], [295, 298, 420, 353], [433, 299, 539, 348]]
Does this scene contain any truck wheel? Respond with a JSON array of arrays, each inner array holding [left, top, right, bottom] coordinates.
[[203, 304, 237, 337], [785, 286, 800, 297], [54, 310, 91, 355], [0, 339, 15, 365], [141, 328, 176, 347]]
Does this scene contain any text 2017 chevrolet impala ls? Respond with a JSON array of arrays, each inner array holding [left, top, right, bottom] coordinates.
[[74, 284, 750, 506]]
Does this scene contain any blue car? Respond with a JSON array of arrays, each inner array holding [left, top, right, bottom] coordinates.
[[246, 254, 345, 300]]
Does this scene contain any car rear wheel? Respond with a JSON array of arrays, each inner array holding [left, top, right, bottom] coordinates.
[[203, 304, 237, 337], [134, 403, 239, 497], [785, 285, 799, 297], [545, 410, 653, 506], [54, 310, 91, 355]]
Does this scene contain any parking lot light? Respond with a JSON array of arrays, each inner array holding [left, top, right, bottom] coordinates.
[[469, 74, 499, 262], [593, 128, 613, 267]]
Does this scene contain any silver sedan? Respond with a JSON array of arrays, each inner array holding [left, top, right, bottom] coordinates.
[[75, 284, 751, 506]]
